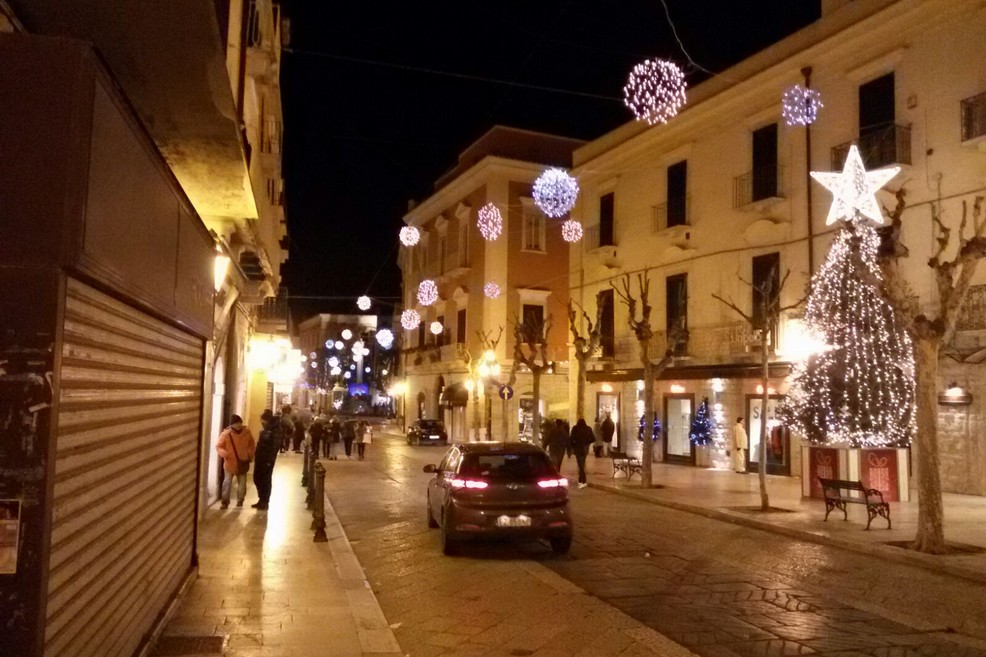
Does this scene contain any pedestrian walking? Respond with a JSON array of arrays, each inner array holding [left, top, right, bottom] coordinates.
[[592, 418, 604, 458], [279, 405, 293, 453], [732, 417, 748, 473], [570, 417, 595, 488], [356, 421, 372, 460], [216, 414, 256, 509], [251, 409, 281, 510], [544, 419, 570, 472], [600, 412, 615, 450], [292, 415, 305, 453], [327, 417, 342, 460], [342, 420, 356, 459]]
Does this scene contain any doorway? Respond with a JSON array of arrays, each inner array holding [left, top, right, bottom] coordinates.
[[663, 393, 695, 464], [595, 391, 621, 451], [746, 394, 791, 475]]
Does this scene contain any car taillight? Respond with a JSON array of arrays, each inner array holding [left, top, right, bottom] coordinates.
[[450, 478, 488, 490], [537, 478, 569, 488]]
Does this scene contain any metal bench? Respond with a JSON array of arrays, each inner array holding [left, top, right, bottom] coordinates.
[[818, 477, 891, 530], [610, 450, 642, 481]]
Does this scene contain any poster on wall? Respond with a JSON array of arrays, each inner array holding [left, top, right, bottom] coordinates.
[[0, 500, 21, 574]]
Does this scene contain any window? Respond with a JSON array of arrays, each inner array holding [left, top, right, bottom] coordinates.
[[458, 452, 555, 479], [522, 304, 545, 332], [456, 309, 467, 345], [417, 322, 426, 348], [599, 193, 615, 247], [752, 252, 780, 346], [752, 123, 778, 201], [666, 274, 688, 356], [667, 161, 688, 227], [458, 221, 470, 267], [522, 208, 546, 252], [438, 236, 447, 272], [598, 289, 615, 358], [858, 72, 899, 168]]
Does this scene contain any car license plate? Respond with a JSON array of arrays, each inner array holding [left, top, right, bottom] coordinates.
[[496, 514, 531, 528], [429, 434, 440, 440]]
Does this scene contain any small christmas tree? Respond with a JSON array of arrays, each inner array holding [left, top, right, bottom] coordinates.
[[689, 397, 715, 446], [638, 414, 661, 441]]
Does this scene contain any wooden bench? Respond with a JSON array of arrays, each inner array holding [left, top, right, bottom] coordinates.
[[610, 450, 642, 481], [818, 477, 891, 530]]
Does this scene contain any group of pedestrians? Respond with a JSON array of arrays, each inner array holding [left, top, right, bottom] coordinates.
[[309, 415, 373, 460], [541, 417, 598, 489]]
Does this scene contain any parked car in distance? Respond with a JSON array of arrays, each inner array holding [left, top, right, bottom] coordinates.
[[407, 419, 448, 446], [423, 442, 572, 555]]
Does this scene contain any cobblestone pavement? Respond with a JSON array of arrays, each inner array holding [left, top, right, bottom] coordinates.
[[324, 432, 986, 657]]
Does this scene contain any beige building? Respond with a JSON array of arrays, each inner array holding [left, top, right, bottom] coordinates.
[[568, 0, 986, 494], [400, 127, 584, 442]]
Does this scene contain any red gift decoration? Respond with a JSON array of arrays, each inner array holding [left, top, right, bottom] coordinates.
[[861, 449, 898, 502], [809, 448, 839, 498]]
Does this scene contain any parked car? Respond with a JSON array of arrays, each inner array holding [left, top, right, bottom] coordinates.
[[407, 419, 448, 446], [423, 442, 572, 555]]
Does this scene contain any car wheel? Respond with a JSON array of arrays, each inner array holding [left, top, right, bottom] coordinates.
[[441, 512, 459, 556], [550, 536, 572, 554], [426, 494, 438, 529]]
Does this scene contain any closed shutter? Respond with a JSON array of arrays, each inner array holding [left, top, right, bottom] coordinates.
[[45, 279, 203, 657]]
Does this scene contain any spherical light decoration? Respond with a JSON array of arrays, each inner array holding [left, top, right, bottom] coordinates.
[[782, 85, 824, 126], [328, 356, 340, 368], [334, 341, 344, 350], [308, 351, 317, 360], [330, 366, 342, 376], [356, 295, 372, 311], [430, 321, 444, 335], [532, 168, 579, 218], [476, 202, 503, 241], [483, 282, 501, 299], [324, 340, 333, 349], [350, 363, 356, 370], [341, 329, 353, 340], [399, 226, 420, 246], [362, 348, 370, 356], [310, 361, 317, 369], [352, 340, 364, 355], [364, 367, 371, 373], [623, 58, 687, 125], [561, 219, 584, 243], [401, 309, 421, 330], [376, 329, 395, 349], [382, 369, 389, 376], [417, 279, 439, 306], [344, 371, 352, 379]]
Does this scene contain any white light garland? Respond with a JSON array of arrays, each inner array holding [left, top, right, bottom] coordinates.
[[811, 144, 900, 226], [623, 58, 687, 126], [483, 282, 501, 299], [376, 329, 394, 349], [561, 219, 584, 243], [401, 309, 421, 330], [430, 321, 444, 335], [356, 295, 372, 311], [476, 202, 503, 241], [781, 85, 823, 126], [532, 168, 579, 218], [417, 279, 439, 306], [399, 226, 420, 246]]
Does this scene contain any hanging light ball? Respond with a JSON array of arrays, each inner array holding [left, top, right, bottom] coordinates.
[[310, 361, 317, 369], [417, 279, 439, 306], [341, 329, 353, 340], [376, 329, 394, 349], [351, 340, 364, 355], [308, 351, 317, 360], [330, 366, 342, 376], [356, 295, 372, 311], [362, 348, 370, 356], [328, 356, 340, 368], [532, 168, 579, 218], [476, 202, 503, 241], [401, 309, 421, 330], [430, 321, 444, 335], [350, 363, 356, 370], [561, 219, 584, 243], [344, 371, 352, 379], [334, 340, 344, 350], [483, 282, 501, 299], [399, 226, 420, 246], [623, 58, 687, 126], [324, 340, 333, 350], [782, 85, 824, 126], [365, 367, 371, 373]]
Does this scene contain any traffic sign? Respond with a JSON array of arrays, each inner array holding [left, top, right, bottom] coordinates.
[[498, 384, 514, 400]]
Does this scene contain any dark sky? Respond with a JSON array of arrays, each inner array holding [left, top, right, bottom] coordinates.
[[278, 1, 821, 320]]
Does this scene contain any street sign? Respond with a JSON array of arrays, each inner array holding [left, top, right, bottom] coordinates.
[[498, 384, 514, 401]]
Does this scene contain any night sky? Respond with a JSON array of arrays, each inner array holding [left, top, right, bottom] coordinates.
[[278, 1, 821, 320]]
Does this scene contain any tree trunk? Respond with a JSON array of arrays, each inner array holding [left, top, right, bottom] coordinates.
[[575, 353, 587, 421], [642, 355, 655, 488], [758, 329, 770, 511], [531, 371, 542, 447], [913, 336, 947, 554], [472, 384, 481, 442]]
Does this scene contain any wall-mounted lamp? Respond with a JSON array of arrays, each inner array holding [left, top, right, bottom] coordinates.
[[755, 384, 777, 395], [938, 382, 973, 406], [669, 383, 686, 394], [600, 383, 614, 393]]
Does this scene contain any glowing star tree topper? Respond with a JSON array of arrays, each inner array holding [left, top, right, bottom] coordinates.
[[811, 144, 900, 226]]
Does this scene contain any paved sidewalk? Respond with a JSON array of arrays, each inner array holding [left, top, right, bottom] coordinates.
[[151, 453, 401, 657], [557, 452, 986, 582]]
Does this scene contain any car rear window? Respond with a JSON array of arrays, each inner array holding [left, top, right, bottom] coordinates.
[[419, 421, 444, 430], [458, 452, 555, 480]]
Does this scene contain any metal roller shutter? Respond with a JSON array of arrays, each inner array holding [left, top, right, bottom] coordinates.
[[45, 278, 204, 657]]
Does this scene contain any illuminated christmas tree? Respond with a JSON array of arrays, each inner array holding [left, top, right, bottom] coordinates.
[[689, 397, 715, 446], [781, 146, 915, 447]]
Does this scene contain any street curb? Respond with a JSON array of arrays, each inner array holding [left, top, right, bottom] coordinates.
[[588, 481, 986, 585]]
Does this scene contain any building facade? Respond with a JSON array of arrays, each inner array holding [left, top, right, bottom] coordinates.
[[568, 0, 986, 494]]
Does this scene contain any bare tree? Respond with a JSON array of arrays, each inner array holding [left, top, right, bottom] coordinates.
[[713, 267, 802, 511], [879, 187, 986, 553], [457, 327, 503, 441], [568, 291, 606, 421], [513, 313, 553, 446], [612, 273, 681, 488]]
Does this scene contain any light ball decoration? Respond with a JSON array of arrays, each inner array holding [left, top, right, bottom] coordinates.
[[623, 58, 687, 126], [417, 279, 439, 306], [328, 356, 340, 368], [781, 85, 824, 126], [376, 329, 394, 349], [483, 281, 501, 299], [310, 361, 317, 369], [356, 295, 372, 311], [351, 340, 364, 355], [476, 202, 503, 241], [308, 351, 317, 360], [350, 364, 356, 370], [324, 340, 333, 349], [532, 168, 579, 218], [334, 341, 344, 350], [341, 329, 353, 340], [430, 321, 444, 335], [330, 366, 342, 376], [364, 366, 371, 373], [401, 309, 421, 330], [399, 226, 420, 246], [362, 348, 370, 356], [344, 371, 352, 380], [561, 219, 584, 243]]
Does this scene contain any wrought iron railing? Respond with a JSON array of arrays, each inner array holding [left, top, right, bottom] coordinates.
[[733, 166, 786, 208], [583, 224, 616, 251], [652, 197, 690, 232]]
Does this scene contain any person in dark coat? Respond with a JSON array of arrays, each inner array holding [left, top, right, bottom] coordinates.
[[292, 416, 305, 453], [327, 417, 342, 460], [570, 418, 595, 488], [600, 413, 616, 449], [252, 409, 281, 510], [342, 420, 356, 459], [544, 419, 570, 471], [310, 414, 326, 459]]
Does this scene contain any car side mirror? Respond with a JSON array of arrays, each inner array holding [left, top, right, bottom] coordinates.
[[423, 464, 438, 473]]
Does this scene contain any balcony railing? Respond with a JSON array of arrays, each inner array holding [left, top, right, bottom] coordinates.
[[961, 92, 986, 142], [733, 166, 786, 208], [583, 224, 616, 251], [652, 197, 690, 232], [831, 123, 912, 169]]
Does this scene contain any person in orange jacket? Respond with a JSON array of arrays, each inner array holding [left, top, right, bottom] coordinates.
[[217, 414, 256, 509]]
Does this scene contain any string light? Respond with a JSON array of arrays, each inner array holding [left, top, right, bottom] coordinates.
[[810, 144, 900, 226], [399, 226, 420, 246], [477, 202, 503, 241], [357, 295, 372, 311], [781, 85, 823, 126], [561, 219, 583, 243], [483, 282, 501, 299], [430, 321, 444, 335], [417, 279, 439, 306], [623, 58, 687, 125], [532, 168, 579, 218], [376, 329, 395, 349], [401, 309, 421, 330]]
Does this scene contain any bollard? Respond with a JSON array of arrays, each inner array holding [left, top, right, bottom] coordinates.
[[305, 440, 315, 510], [312, 461, 328, 542], [301, 440, 310, 488]]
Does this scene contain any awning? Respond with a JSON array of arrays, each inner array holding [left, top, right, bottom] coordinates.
[[586, 361, 792, 383], [440, 382, 469, 406]]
